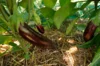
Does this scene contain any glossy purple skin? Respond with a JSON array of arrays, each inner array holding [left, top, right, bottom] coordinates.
[[18, 23, 56, 49], [83, 21, 97, 42], [36, 25, 45, 34]]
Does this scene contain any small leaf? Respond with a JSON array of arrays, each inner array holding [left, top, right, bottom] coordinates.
[[40, 7, 55, 18], [76, 24, 86, 32], [9, 42, 22, 53], [66, 18, 77, 35], [32, 10, 41, 25], [24, 52, 30, 60], [43, 0, 57, 8], [89, 46, 100, 66]]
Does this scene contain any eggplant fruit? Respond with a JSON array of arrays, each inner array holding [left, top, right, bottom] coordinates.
[[36, 25, 44, 34], [83, 21, 97, 42], [18, 23, 57, 49]]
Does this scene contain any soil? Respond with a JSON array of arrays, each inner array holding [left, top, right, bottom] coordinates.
[[0, 29, 94, 66]]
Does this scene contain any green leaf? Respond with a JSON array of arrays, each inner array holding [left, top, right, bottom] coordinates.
[[77, 39, 94, 48], [19, 0, 28, 8], [80, 0, 91, 9], [95, 26, 100, 35], [59, 0, 70, 7], [66, 18, 77, 35], [0, 35, 12, 44], [92, 10, 100, 26], [76, 24, 86, 32], [0, 27, 5, 34], [32, 10, 41, 25], [9, 11, 28, 32], [40, 7, 55, 18], [0, 19, 9, 31], [43, 0, 57, 8], [24, 52, 30, 60], [9, 42, 22, 53], [54, 1, 76, 29], [89, 46, 100, 66]]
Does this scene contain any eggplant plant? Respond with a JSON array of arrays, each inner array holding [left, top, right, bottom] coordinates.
[[0, 0, 57, 58], [1, 0, 100, 65]]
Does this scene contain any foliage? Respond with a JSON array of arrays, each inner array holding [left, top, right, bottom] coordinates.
[[0, 0, 100, 65]]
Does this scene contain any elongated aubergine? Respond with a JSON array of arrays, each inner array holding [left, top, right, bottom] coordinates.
[[18, 23, 57, 49]]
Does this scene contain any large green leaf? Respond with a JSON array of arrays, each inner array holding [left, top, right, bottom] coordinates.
[[89, 46, 100, 66], [43, 0, 57, 8], [54, 1, 76, 29], [18, 0, 33, 12], [9, 11, 28, 32], [40, 7, 55, 18]]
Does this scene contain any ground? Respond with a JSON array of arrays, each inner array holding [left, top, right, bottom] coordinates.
[[0, 29, 94, 66]]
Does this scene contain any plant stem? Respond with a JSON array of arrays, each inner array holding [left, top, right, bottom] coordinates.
[[28, 0, 31, 22]]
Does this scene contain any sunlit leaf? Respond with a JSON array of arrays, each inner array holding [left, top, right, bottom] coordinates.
[[0, 35, 12, 44], [66, 18, 77, 35], [59, 0, 70, 6], [43, 0, 57, 8], [40, 7, 55, 18], [54, 6, 69, 29], [54, 2, 76, 29], [18, 0, 28, 8]]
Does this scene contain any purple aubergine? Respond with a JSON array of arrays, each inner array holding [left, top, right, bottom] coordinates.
[[83, 21, 97, 42], [36, 25, 45, 34], [18, 23, 57, 49]]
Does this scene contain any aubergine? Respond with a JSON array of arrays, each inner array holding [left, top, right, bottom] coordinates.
[[83, 21, 97, 42], [36, 25, 44, 34], [18, 23, 57, 49]]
